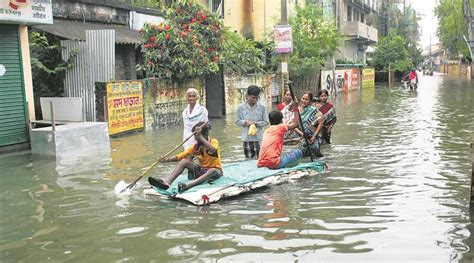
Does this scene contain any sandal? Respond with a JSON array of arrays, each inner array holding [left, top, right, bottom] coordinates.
[[178, 182, 188, 193], [148, 177, 169, 190]]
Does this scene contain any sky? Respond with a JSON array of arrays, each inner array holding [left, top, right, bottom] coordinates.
[[408, 0, 439, 49]]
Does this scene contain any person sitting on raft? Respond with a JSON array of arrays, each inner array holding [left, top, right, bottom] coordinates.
[[294, 91, 324, 158], [314, 89, 337, 144], [257, 101, 303, 169], [148, 122, 222, 193]]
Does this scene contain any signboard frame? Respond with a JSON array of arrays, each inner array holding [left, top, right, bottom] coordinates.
[[274, 25, 293, 54], [106, 81, 144, 136]]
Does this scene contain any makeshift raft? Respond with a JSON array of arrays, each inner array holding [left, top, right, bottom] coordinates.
[[144, 160, 326, 205]]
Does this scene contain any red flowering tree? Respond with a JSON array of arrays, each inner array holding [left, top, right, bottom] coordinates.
[[138, 1, 223, 79]]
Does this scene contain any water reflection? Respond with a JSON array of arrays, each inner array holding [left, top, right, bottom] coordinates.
[[0, 74, 473, 262]]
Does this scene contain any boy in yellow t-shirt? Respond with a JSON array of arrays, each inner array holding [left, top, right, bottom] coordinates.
[[148, 122, 222, 193]]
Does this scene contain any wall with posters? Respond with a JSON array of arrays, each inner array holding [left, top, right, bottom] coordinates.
[[224, 74, 274, 113], [321, 68, 361, 93], [142, 78, 205, 129], [106, 81, 144, 136], [96, 78, 205, 132]]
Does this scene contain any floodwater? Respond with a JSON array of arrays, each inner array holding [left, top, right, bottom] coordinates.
[[1, 73, 473, 262]]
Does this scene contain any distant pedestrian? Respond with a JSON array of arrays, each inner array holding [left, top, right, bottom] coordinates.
[[182, 88, 208, 149], [236, 85, 269, 158]]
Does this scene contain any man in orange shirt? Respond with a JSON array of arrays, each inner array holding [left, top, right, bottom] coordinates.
[[257, 102, 302, 169], [148, 122, 222, 193]]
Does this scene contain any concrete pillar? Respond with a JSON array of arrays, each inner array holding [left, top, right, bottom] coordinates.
[[19, 25, 35, 121]]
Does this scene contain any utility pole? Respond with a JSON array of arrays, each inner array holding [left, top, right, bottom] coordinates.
[[280, 0, 289, 92], [385, 0, 392, 86]]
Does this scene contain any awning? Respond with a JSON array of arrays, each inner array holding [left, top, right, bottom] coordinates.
[[32, 19, 142, 44]]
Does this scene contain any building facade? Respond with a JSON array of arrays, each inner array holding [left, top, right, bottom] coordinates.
[[0, 1, 53, 149], [200, 0, 377, 64], [331, 0, 378, 64], [199, 0, 303, 41]]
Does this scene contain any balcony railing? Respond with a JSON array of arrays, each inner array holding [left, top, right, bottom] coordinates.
[[340, 21, 378, 44]]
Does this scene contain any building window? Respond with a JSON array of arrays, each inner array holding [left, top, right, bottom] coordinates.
[[347, 6, 352, 21], [361, 13, 365, 23], [355, 10, 359, 22]]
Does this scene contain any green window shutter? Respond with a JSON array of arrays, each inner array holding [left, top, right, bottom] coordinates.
[[0, 25, 28, 146]]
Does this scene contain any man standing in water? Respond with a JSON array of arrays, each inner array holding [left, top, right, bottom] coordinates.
[[236, 85, 269, 159]]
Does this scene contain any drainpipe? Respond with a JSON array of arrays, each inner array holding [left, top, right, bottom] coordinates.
[[332, 0, 338, 94], [471, 140, 474, 207]]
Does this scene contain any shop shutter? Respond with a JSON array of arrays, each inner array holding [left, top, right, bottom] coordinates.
[[0, 25, 28, 146]]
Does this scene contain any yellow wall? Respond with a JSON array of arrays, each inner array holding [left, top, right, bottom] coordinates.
[[225, 0, 302, 41], [196, 0, 303, 41]]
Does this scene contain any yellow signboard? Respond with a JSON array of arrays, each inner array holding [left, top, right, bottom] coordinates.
[[106, 81, 144, 135], [362, 68, 375, 89]]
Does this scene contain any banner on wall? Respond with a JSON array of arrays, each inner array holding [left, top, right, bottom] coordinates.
[[350, 68, 359, 90], [321, 68, 363, 93], [107, 81, 144, 135], [0, 0, 53, 24], [362, 68, 375, 89]]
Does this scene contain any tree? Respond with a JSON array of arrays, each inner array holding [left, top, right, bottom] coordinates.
[[435, 0, 470, 59], [373, 34, 412, 72], [29, 32, 77, 116], [220, 29, 265, 75], [137, 0, 223, 80], [286, 4, 342, 77], [369, 2, 423, 68], [392, 6, 423, 67]]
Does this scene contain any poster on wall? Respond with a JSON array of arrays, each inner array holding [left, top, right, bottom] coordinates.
[[0, 0, 53, 24], [107, 81, 144, 135], [362, 68, 375, 89], [350, 68, 359, 90], [320, 70, 335, 93], [321, 69, 349, 93], [274, 25, 292, 54], [333, 69, 350, 93]]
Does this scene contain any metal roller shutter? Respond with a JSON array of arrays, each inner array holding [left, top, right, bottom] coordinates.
[[0, 25, 28, 146]]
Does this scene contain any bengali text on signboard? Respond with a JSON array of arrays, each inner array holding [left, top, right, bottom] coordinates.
[[362, 68, 375, 89], [274, 25, 292, 54], [0, 0, 53, 24], [107, 81, 144, 135]]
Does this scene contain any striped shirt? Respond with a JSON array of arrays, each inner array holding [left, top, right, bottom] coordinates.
[[236, 101, 269, 142]]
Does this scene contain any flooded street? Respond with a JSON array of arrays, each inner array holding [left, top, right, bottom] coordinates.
[[1, 74, 473, 262]]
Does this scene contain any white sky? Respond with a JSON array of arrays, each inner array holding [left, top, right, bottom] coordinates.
[[408, 0, 439, 49]]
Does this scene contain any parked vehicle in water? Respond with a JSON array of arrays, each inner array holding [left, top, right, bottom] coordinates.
[[402, 80, 417, 90], [423, 67, 433, 76]]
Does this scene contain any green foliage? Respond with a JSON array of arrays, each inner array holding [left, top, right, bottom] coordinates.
[[220, 29, 265, 75], [435, 0, 470, 59], [371, 3, 423, 67], [287, 4, 342, 77], [373, 34, 412, 72], [29, 32, 77, 97], [335, 58, 364, 65], [137, 0, 223, 80]]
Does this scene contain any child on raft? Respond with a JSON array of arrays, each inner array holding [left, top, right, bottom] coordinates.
[[257, 101, 303, 169], [148, 122, 222, 193]]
